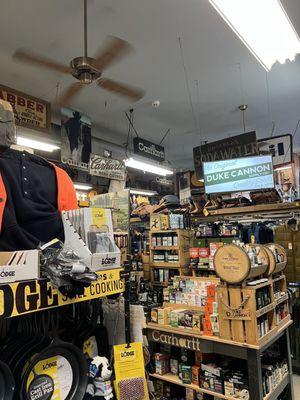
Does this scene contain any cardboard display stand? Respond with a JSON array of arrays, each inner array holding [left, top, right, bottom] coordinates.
[[62, 208, 121, 271]]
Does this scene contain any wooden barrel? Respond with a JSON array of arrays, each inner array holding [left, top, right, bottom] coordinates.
[[214, 243, 269, 284], [264, 243, 287, 276]]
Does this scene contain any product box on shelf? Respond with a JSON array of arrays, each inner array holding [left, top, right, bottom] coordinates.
[[181, 365, 192, 384], [62, 208, 121, 271], [0, 250, 39, 283], [154, 353, 170, 375]]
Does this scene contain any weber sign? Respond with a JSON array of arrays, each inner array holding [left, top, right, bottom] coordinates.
[[193, 131, 258, 180], [89, 154, 126, 181], [0, 84, 50, 132]]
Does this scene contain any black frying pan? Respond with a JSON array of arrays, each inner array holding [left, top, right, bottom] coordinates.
[[0, 361, 15, 400], [20, 339, 88, 400]]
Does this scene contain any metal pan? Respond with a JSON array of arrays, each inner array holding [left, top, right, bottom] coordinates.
[[0, 361, 15, 400], [20, 339, 88, 400]]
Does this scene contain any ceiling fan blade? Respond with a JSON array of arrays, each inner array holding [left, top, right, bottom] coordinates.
[[92, 36, 133, 71], [98, 78, 145, 101], [13, 49, 72, 74], [55, 82, 84, 107]]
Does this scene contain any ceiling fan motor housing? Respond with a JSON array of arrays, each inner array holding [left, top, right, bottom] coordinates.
[[70, 56, 101, 84]]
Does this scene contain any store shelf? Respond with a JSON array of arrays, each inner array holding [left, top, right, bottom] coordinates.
[[149, 373, 236, 399], [0, 268, 124, 318], [276, 293, 289, 305], [263, 374, 289, 400], [256, 302, 275, 318], [150, 246, 179, 250], [147, 318, 293, 350], [208, 202, 300, 216], [151, 263, 185, 268], [273, 275, 286, 283], [152, 281, 169, 287]]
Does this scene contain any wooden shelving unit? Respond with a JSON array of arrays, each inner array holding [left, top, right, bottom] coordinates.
[[150, 229, 191, 285]]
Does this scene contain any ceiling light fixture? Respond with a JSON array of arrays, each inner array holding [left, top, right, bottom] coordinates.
[[124, 157, 173, 176], [74, 183, 93, 191], [17, 136, 60, 152], [208, 0, 300, 71], [129, 188, 158, 196]]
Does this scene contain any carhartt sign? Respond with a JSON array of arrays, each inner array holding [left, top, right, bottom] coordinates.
[[133, 137, 165, 162], [149, 329, 202, 351]]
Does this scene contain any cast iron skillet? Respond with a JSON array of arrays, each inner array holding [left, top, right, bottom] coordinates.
[[20, 339, 88, 400], [0, 361, 15, 400]]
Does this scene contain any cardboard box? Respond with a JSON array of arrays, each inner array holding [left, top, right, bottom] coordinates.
[[192, 365, 200, 386], [151, 308, 158, 323], [186, 388, 195, 400], [154, 353, 170, 375], [181, 365, 192, 384], [62, 208, 121, 271], [0, 250, 39, 283], [170, 358, 179, 375], [158, 307, 171, 325]]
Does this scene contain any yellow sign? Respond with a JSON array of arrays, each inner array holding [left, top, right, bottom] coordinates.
[[0, 84, 51, 132], [114, 342, 149, 400], [0, 269, 124, 318]]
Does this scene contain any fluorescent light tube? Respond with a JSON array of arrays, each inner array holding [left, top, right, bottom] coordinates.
[[17, 136, 60, 152], [129, 189, 158, 196], [74, 183, 93, 191], [124, 157, 173, 176], [208, 0, 300, 71]]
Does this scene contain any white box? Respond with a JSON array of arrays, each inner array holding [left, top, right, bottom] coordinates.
[[0, 250, 39, 283], [62, 209, 121, 271]]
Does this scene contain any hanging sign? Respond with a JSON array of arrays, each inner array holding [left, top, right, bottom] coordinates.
[[258, 134, 292, 168], [0, 269, 124, 318], [155, 177, 173, 186], [0, 84, 51, 132], [133, 137, 165, 162], [193, 131, 258, 180], [89, 154, 126, 180]]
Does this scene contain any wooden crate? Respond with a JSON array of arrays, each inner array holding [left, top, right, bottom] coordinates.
[[217, 278, 290, 345]]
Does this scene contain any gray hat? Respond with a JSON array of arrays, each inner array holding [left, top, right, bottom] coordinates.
[[0, 100, 16, 147]]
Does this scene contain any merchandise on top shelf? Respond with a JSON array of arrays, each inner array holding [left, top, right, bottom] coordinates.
[[151, 276, 219, 336]]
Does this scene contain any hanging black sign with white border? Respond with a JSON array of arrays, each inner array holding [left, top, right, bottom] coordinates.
[[133, 137, 165, 162]]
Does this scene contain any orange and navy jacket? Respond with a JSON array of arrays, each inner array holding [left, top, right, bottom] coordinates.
[[0, 163, 78, 232]]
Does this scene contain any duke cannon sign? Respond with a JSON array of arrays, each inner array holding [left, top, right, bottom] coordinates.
[[193, 131, 258, 180], [203, 155, 274, 194], [89, 154, 126, 181], [0, 85, 50, 132], [133, 137, 165, 162]]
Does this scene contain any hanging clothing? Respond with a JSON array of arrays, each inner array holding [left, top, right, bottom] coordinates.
[[0, 148, 78, 250]]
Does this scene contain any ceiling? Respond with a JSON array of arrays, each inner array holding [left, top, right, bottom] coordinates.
[[1, 0, 300, 169]]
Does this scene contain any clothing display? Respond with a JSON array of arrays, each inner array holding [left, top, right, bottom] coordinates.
[[0, 148, 77, 250]]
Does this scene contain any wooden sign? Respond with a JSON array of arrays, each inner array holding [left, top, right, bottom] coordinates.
[[193, 131, 258, 180], [89, 154, 126, 181], [0, 85, 51, 132]]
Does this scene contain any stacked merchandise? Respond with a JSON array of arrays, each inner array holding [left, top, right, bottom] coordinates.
[[153, 348, 249, 399], [190, 242, 223, 272], [261, 347, 289, 397], [150, 276, 219, 336]]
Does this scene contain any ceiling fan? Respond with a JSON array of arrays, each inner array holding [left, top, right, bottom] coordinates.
[[13, 0, 145, 107]]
